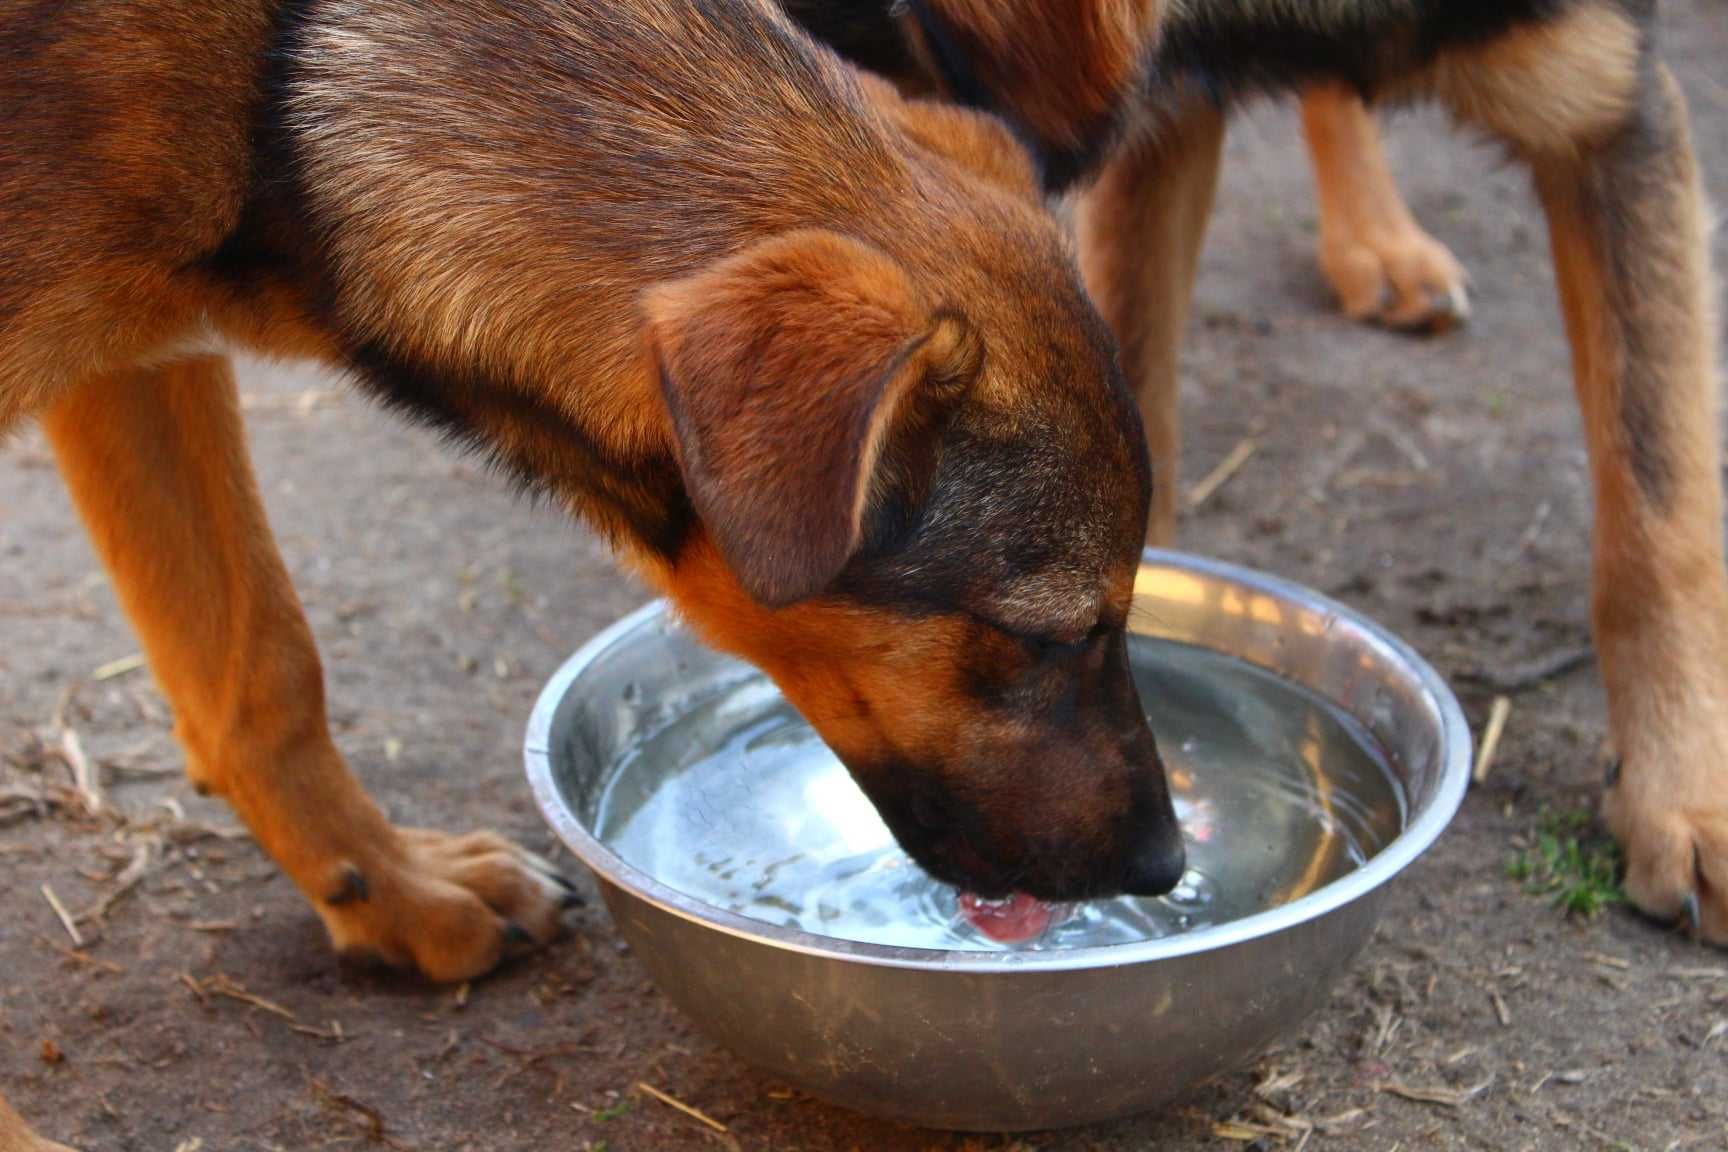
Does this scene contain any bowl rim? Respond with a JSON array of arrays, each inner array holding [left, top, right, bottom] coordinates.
[[525, 548, 1472, 974]]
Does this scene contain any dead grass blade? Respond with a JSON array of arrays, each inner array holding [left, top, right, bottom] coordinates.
[[1380, 1078, 1493, 1109], [1473, 696, 1512, 784], [40, 884, 83, 948], [636, 1082, 728, 1134], [1188, 437, 1258, 510]]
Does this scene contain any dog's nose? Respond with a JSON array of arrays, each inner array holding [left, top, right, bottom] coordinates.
[[1121, 832, 1187, 897]]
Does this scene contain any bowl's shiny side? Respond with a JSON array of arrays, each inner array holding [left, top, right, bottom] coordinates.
[[600, 876, 1380, 1131], [1129, 559, 1450, 821], [526, 550, 1470, 1132]]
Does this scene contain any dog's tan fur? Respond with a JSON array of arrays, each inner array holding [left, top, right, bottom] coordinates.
[[1409, 4, 1644, 155]]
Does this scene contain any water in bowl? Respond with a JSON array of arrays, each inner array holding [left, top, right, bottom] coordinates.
[[593, 637, 1405, 951]]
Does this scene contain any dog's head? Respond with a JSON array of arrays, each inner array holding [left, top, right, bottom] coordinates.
[[640, 98, 1182, 901]]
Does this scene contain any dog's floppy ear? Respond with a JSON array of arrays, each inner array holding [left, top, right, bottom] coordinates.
[[645, 230, 982, 607]]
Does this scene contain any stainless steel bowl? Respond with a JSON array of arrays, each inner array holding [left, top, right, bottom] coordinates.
[[526, 550, 1470, 1132]]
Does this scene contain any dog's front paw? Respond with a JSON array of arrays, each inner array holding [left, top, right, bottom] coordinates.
[[1318, 221, 1470, 334], [1604, 734, 1728, 945], [316, 828, 582, 981]]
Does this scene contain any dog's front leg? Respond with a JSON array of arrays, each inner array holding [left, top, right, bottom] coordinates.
[[1408, 1, 1728, 941], [1531, 59, 1728, 942], [1077, 104, 1225, 547], [41, 356, 578, 978]]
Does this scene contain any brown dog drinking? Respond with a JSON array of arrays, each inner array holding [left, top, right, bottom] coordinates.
[[0, 4, 1198, 1144]]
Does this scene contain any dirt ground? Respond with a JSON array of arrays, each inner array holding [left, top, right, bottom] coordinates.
[[7, 6, 1728, 1150]]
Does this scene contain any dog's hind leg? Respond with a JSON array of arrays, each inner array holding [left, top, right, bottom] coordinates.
[[1429, 5, 1728, 942], [40, 356, 579, 979], [1077, 105, 1225, 546], [1301, 84, 1470, 333]]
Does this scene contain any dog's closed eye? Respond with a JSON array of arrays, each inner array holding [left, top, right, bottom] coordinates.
[[986, 615, 1111, 658]]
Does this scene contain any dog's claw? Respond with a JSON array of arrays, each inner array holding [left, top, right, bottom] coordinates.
[[1429, 285, 1471, 328], [1683, 892, 1703, 942], [503, 920, 537, 953], [526, 856, 585, 907]]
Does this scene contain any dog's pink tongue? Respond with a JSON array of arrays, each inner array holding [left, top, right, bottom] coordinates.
[[958, 892, 1056, 943]]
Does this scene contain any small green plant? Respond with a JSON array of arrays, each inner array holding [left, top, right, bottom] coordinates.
[[1507, 806, 1623, 918], [594, 1098, 633, 1123]]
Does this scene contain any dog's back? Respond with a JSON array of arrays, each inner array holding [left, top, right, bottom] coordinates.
[[1155, 0, 1596, 99], [0, 1, 902, 410], [288, 0, 901, 258], [280, 0, 921, 379]]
